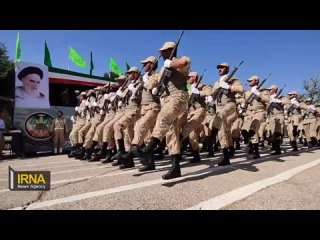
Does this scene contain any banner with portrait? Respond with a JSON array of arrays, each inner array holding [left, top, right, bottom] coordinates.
[[15, 62, 50, 109]]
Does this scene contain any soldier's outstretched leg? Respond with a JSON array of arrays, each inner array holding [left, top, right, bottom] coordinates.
[[162, 154, 181, 180], [252, 143, 260, 159]]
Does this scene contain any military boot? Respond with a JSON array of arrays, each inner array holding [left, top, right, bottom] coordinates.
[[162, 154, 181, 180], [218, 148, 230, 166]]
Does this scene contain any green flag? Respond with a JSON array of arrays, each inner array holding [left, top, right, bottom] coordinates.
[[90, 51, 94, 75], [69, 47, 86, 69], [126, 62, 130, 72], [44, 40, 52, 67], [15, 32, 21, 62], [109, 57, 122, 77]]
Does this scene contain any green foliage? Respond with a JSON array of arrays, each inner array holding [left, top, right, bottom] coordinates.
[[301, 75, 320, 102]]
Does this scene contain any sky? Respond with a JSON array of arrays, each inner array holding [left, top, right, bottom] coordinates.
[[1, 30, 320, 94]]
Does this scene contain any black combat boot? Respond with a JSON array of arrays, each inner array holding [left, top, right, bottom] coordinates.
[[271, 139, 282, 155], [162, 154, 181, 180], [190, 150, 201, 163], [101, 149, 113, 163], [291, 140, 298, 151], [138, 154, 155, 172], [93, 142, 108, 161], [235, 138, 241, 150], [218, 148, 230, 166], [120, 144, 135, 169], [81, 147, 94, 161], [252, 143, 260, 159], [87, 141, 99, 162], [207, 135, 215, 157], [74, 145, 85, 159], [248, 142, 254, 154], [308, 141, 313, 148], [67, 146, 77, 158], [112, 140, 125, 166], [229, 146, 235, 158]]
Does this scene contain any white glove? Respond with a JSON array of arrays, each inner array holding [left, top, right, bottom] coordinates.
[[219, 81, 229, 90], [85, 101, 89, 106], [128, 83, 134, 91], [116, 89, 122, 96], [99, 110, 104, 115], [271, 98, 281, 103], [70, 116, 74, 122], [152, 87, 158, 95], [164, 59, 172, 68], [104, 93, 109, 99], [81, 99, 86, 104], [206, 96, 213, 103], [118, 101, 123, 108], [291, 99, 300, 107], [86, 115, 90, 120], [191, 87, 200, 94], [308, 105, 316, 111], [92, 101, 97, 107], [240, 103, 246, 109], [75, 106, 79, 111], [251, 86, 260, 96], [143, 73, 150, 83], [108, 103, 112, 109]]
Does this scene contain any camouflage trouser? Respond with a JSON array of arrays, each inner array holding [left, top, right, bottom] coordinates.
[[287, 115, 302, 141], [92, 112, 116, 144], [267, 113, 284, 141], [132, 103, 160, 146], [153, 92, 188, 155], [69, 119, 85, 145], [102, 111, 125, 149], [212, 102, 237, 149], [242, 110, 265, 144], [83, 116, 103, 149], [78, 121, 92, 144], [53, 130, 65, 148], [302, 118, 317, 141], [231, 116, 243, 139], [181, 107, 206, 150]]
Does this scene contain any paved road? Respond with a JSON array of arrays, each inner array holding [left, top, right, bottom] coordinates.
[[1, 141, 319, 210]]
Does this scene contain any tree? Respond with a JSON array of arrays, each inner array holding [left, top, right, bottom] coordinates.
[[0, 43, 14, 78], [301, 75, 320, 102]]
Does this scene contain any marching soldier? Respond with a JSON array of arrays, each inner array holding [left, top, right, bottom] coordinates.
[[122, 56, 161, 171], [201, 62, 244, 165], [52, 111, 68, 154], [241, 76, 270, 159], [140, 41, 190, 180], [300, 98, 320, 148], [284, 91, 302, 151], [266, 85, 285, 155]]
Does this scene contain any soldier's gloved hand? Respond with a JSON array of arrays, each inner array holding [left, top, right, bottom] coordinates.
[[251, 86, 260, 96], [70, 116, 74, 122], [291, 99, 300, 107], [163, 59, 172, 68], [240, 103, 246, 109], [81, 99, 86, 104], [206, 96, 213, 103], [104, 93, 109, 99], [191, 87, 200, 94], [108, 103, 112, 109], [118, 101, 123, 108], [86, 115, 90, 120], [308, 105, 316, 111], [128, 83, 134, 91], [271, 98, 281, 103], [219, 81, 229, 89], [85, 100, 90, 106], [143, 73, 150, 83], [99, 110, 104, 115], [75, 106, 79, 112], [116, 89, 122, 96], [92, 101, 98, 107], [152, 87, 158, 95]]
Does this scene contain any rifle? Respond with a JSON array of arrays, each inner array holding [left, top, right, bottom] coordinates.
[[212, 60, 244, 101], [266, 84, 286, 113], [241, 73, 271, 111], [188, 69, 206, 107], [154, 31, 185, 97]]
